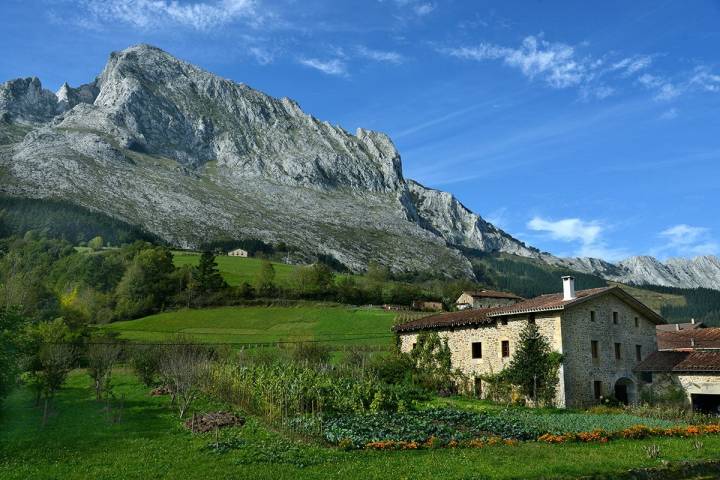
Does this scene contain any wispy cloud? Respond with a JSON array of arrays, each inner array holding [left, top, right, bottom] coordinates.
[[526, 216, 628, 260], [385, 0, 436, 17], [653, 224, 719, 258], [356, 46, 404, 64], [440, 35, 720, 103], [76, 0, 261, 31], [298, 57, 347, 76], [248, 46, 275, 65], [413, 3, 435, 16], [442, 36, 588, 89], [638, 73, 681, 101], [610, 55, 653, 77], [659, 107, 678, 120], [690, 66, 720, 92]]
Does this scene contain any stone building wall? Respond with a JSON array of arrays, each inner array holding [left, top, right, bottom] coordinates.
[[641, 373, 720, 405], [559, 294, 657, 408], [398, 312, 566, 406], [455, 293, 519, 309]]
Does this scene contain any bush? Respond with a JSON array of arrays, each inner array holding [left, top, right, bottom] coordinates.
[[367, 352, 415, 385], [129, 345, 163, 387]]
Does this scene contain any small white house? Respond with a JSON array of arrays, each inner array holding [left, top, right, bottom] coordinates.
[[228, 248, 248, 257]]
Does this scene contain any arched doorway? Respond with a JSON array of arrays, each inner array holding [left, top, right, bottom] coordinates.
[[614, 378, 635, 405]]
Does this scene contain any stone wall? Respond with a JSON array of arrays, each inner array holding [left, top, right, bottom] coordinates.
[[641, 373, 720, 405], [399, 312, 566, 406], [559, 294, 657, 408], [455, 293, 519, 309]]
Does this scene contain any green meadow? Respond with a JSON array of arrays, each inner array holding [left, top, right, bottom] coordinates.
[[172, 252, 296, 286], [104, 305, 398, 346]]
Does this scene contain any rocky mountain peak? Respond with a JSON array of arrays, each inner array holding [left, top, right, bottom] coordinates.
[[0, 77, 61, 123], [55, 44, 407, 191]]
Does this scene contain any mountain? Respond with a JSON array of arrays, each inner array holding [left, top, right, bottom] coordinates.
[[0, 44, 539, 277], [1, 44, 718, 290]]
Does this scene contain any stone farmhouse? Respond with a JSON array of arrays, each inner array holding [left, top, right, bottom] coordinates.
[[635, 328, 720, 413], [395, 277, 665, 408], [456, 289, 524, 310], [228, 248, 248, 257]]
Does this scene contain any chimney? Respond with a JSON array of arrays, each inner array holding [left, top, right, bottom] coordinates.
[[691, 318, 696, 324], [562, 276, 576, 301], [675, 324, 680, 331]]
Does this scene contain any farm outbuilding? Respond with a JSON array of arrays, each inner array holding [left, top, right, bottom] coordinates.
[[635, 328, 720, 414], [228, 248, 248, 257]]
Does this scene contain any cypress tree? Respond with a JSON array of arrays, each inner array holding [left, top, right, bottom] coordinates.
[[504, 322, 563, 406], [194, 251, 227, 293]]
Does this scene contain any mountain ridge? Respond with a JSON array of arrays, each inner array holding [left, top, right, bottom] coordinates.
[[1, 44, 718, 290]]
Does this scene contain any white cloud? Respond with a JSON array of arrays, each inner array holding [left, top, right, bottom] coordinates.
[[526, 216, 628, 261], [385, 0, 436, 17], [690, 66, 720, 92], [356, 46, 404, 64], [413, 3, 435, 16], [655, 224, 719, 257], [638, 73, 684, 100], [298, 57, 347, 76], [659, 107, 678, 120], [248, 46, 274, 65], [528, 217, 602, 244], [611, 55, 653, 77], [443, 36, 591, 90], [78, 0, 260, 31], [442, 35, 720, 103]]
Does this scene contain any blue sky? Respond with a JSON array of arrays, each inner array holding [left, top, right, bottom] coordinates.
[[1, 0, 719, 262]]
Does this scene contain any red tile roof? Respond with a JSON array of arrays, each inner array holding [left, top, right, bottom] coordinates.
[[657, 328, 720, 351], [393, 308, 497, 332], [485, 287, 613, 317], [635, 350, 720, 373], [461, 290, 524, 300], [394, 285, 665, 333]]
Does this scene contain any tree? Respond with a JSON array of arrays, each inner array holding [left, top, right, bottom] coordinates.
[[366, 261, 390, 284], [114, 246, 177, 318], [193, 251, 227, 293], [129, 344, 162, 387], [410, 331, 462, 394], [160, 337, 212, 418], [24, 319, 75, 425], [292, 263, 335, 299], [503, 322, 563, 406], [87, 236, 104, 251], [336, 275, 362, 304], [0, 307, 27, 406], [86, 338, 122, 400], [256, 260, 276, 297]]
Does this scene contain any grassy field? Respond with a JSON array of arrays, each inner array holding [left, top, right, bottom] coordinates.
[[2, 370, 720, 480], [172, 252, 296, 286], [104, 305, 399, 346]]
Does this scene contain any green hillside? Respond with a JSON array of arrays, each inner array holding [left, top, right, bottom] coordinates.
[[104, 304, 399, 346], [172, 252, 296, 286], [611, 282, 687, 314]]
